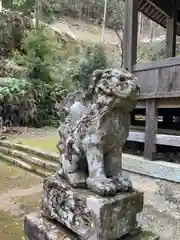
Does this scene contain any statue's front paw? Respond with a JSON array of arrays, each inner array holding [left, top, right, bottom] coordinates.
[[113, 176, 132, 192], [87, 177, 116, 196]]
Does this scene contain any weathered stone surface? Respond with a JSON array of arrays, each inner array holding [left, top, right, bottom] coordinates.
[[24, 212, 159, 240], [24, 212, 77, 240], [41, 175, 143, 240], [121, 231, 159, 240], [56, 68, 140, 196]]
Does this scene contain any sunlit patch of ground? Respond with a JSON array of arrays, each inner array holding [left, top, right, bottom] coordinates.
[[14, 136, 58, 153], [0, 161, 42, 240], [9, 127, 58, 153]]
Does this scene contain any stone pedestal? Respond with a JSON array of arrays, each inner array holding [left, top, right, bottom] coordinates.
[[41, 175, 144, 240], [24, 213, 159, 240]]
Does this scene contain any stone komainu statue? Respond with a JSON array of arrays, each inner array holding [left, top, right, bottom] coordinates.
[[57, 68, 140, 196]]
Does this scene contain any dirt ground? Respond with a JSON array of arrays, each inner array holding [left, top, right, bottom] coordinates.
[[5, 127, 59, 153], [0, 128, 57, 240], [124, 171, 180, 240], [0, 161, 43, 240]]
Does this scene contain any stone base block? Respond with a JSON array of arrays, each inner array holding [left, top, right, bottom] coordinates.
[[41, 175, 144, 240], [24, 212, 159, 240]]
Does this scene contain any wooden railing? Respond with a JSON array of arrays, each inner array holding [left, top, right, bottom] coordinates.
[[129, 57, 180, 160], [133, 56, 180, 99], [127, 131, 180, 147]]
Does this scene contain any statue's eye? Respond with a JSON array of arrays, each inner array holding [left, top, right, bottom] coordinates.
[[119, 76, 126, 82]]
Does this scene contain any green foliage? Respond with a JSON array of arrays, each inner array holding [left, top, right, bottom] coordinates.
[[12, 0, 27, 7], [30, 82, 64, 127], [77, 44, 107, 89], [0, 77, 64, 127], [12, 25, 64, 83], [4, 0, 35, 16], [0, 78, 36, 125], [7, 26, 66, 127], [60, 43, 107, 90], [5, 0, 124, 28], [149, 40, 166, 61], [0, 59, 27, 78], [136, 40, 167, 63], [0, 12, 108, 127], [42, 0, 124, 27], [11, 50, 26, 66], [0, 9, 31, 57]]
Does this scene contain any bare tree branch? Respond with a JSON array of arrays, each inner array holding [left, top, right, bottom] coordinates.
[[108, 23, 123, 66]]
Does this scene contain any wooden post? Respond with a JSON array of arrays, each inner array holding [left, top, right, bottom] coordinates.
[[123, 0, 138, 72], [144, 100, 158, 161], [166, 0, 177, 57]]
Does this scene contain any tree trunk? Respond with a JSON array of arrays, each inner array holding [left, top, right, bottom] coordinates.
[[138, 13, 142, 36], [100, 0, 108, 43], [149, 20, 154, 42], [0, 0, 2, 12], [35, 0, 41, 29]]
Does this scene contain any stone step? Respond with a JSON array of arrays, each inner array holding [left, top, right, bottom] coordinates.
[[0, 140, 59, 163], [0, 146, 58, 172], [24, 213, 159, 240], [0, 152, 51, 177]]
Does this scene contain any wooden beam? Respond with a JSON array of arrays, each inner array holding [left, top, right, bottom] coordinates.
[[128, 131, 144, 143], [122, 153, 180, 184], [138, 92, 180, 100], [130, 126, 180, 136], [144, 0, 173, 18], [123, 0, 138, 72], [135, 100, 146, 109], [135, 98, 180, 108], [144, 100, 157, 160], [156, 134, 180, 147], [133, 56, 180, 72], [166, 0, 177, 58], [157, 98, 180, 108], [128, 131, 180, 148]]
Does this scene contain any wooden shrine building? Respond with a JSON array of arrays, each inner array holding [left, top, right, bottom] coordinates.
[[123, 0, 180, 160]]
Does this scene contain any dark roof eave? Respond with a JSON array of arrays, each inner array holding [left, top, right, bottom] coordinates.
[[124, 0, 180, 36]]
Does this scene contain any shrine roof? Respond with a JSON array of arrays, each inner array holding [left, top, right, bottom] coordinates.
[[137, 0, 180, 35]]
